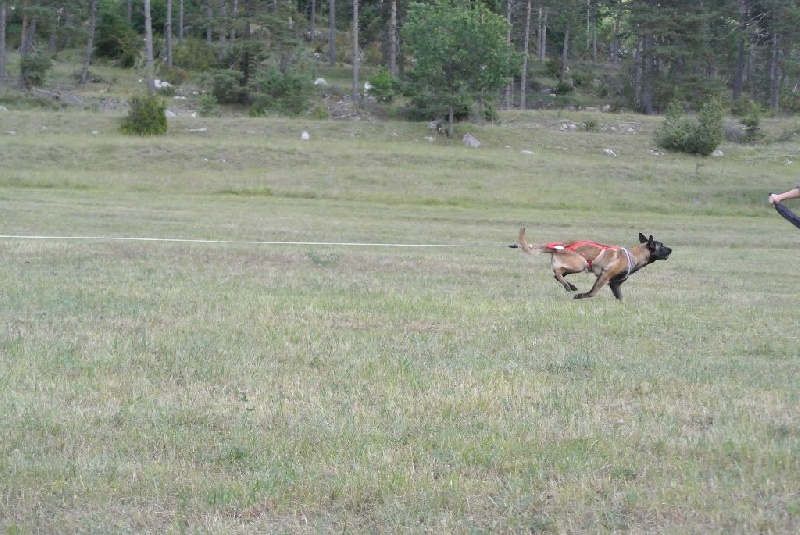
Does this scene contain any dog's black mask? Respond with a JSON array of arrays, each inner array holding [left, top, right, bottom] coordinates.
[[639, 233, 672, 261]]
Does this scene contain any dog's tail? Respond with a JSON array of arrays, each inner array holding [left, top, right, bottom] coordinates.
[[509, 228, 545, 255]]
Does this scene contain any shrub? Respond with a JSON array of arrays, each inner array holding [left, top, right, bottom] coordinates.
[[121, 95, 167, 135], [654, 99, 724, 156], [247, 64, 315, 116], [367, 67, 395, 103], [554, 80, 574, 96], [479, 101, 499, 122], [407, 93, 471, 122], [206, 69, 246, 104], [19, 53, 52, 88], [95, 3, 140, 67], [198, 93, 222, 117], [740, 113, 762, 142], [172, 38, 217, 72], [730, 96, 759, 118]]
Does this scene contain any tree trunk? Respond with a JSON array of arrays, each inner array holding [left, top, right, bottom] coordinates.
[[48, 8, 59, 53], [448, 93, 455, 138], [219, 0, 228, 50], [389, 0, 397, 77], [19, 11, 37, 89], [632, 37, 643, 110], [310, 0, 317, 41], [590, 1, 596, 62], [20, 15, 36, 55], [560, 22, 569, 81], [769, 31, 779, 112], [231, 0, 238, 41], [206, 1, 213, 43], [732, 2, 745, 101], [166, 0, 173, 67], [352, 0, 359, 100], [329, 0, 336, 66], [0, 3, 6, 89], [80, 0, 99, 84], [504, 0, 512, 110], [127, 0, 133, 25], [611, 5, 620, 65], [538, 7, 547, 61], [179, 0, 184, 42], [520, 0, 532, 109], [145, 0, 155, 94]]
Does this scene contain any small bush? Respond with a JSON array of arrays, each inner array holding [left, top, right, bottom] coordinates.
[[206, 69, 246, 104], [740, 113, 762, 142], [247, 64, 315, 116], [654, 99, 724, 156], [19, 53, 52, 88], [554, 80, 574, 96], [172, 38, 217, 72], [479, 101, 499, 123], [731, 96, 759, 118], [95, 4, 140, 67], [121, 95, 167, 135], [367, 67, 396, 103], [198, 93, 222, 117]]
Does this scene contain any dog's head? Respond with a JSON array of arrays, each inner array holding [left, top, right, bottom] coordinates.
[[639, 233, 672, 261]]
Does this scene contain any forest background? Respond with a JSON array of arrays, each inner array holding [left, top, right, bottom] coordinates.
[[1, 0, 800, 123]]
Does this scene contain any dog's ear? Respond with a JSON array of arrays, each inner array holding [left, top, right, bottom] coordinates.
[[639, 232, 647, 243]]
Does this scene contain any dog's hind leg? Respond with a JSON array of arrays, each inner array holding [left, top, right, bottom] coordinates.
[[550, 253, 585, 292], [553, 269, 578, 291]]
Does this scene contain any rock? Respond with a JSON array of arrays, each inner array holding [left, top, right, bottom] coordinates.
[[604, 148, 617, 157], [462, 133, 480, 148], [301, 131, 310, 140]]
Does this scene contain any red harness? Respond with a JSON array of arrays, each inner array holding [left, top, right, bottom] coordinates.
[[545, 240, 620, 269]]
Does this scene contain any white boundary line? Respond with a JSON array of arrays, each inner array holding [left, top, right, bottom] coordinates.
[[0, 234, 477, 248]]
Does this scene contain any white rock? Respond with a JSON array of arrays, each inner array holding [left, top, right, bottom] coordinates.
[[301, 131, 310, 140]]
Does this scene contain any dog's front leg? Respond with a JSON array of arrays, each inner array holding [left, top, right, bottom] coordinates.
[[574, 272, 613, 299], [609, 279, 624, 300]]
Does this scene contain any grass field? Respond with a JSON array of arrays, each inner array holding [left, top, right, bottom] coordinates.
[[2, 106, 800, 533]]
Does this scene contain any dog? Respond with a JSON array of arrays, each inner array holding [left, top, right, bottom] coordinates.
[[510, 228, 672, 300]]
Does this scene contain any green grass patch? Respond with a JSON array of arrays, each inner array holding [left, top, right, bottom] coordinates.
[[2, 107, 800, 534]]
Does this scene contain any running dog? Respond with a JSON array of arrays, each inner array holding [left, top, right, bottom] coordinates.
[[510, 228, 672, 300]]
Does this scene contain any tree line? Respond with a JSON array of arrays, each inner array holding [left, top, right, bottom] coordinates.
[[1, 0, 800, 118]]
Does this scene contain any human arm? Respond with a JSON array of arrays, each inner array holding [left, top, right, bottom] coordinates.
[[769, 187, 800, 204]]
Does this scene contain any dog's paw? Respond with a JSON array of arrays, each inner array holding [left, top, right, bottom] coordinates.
[[574, 293, 588, 299], [567, 283, 578, 291]]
